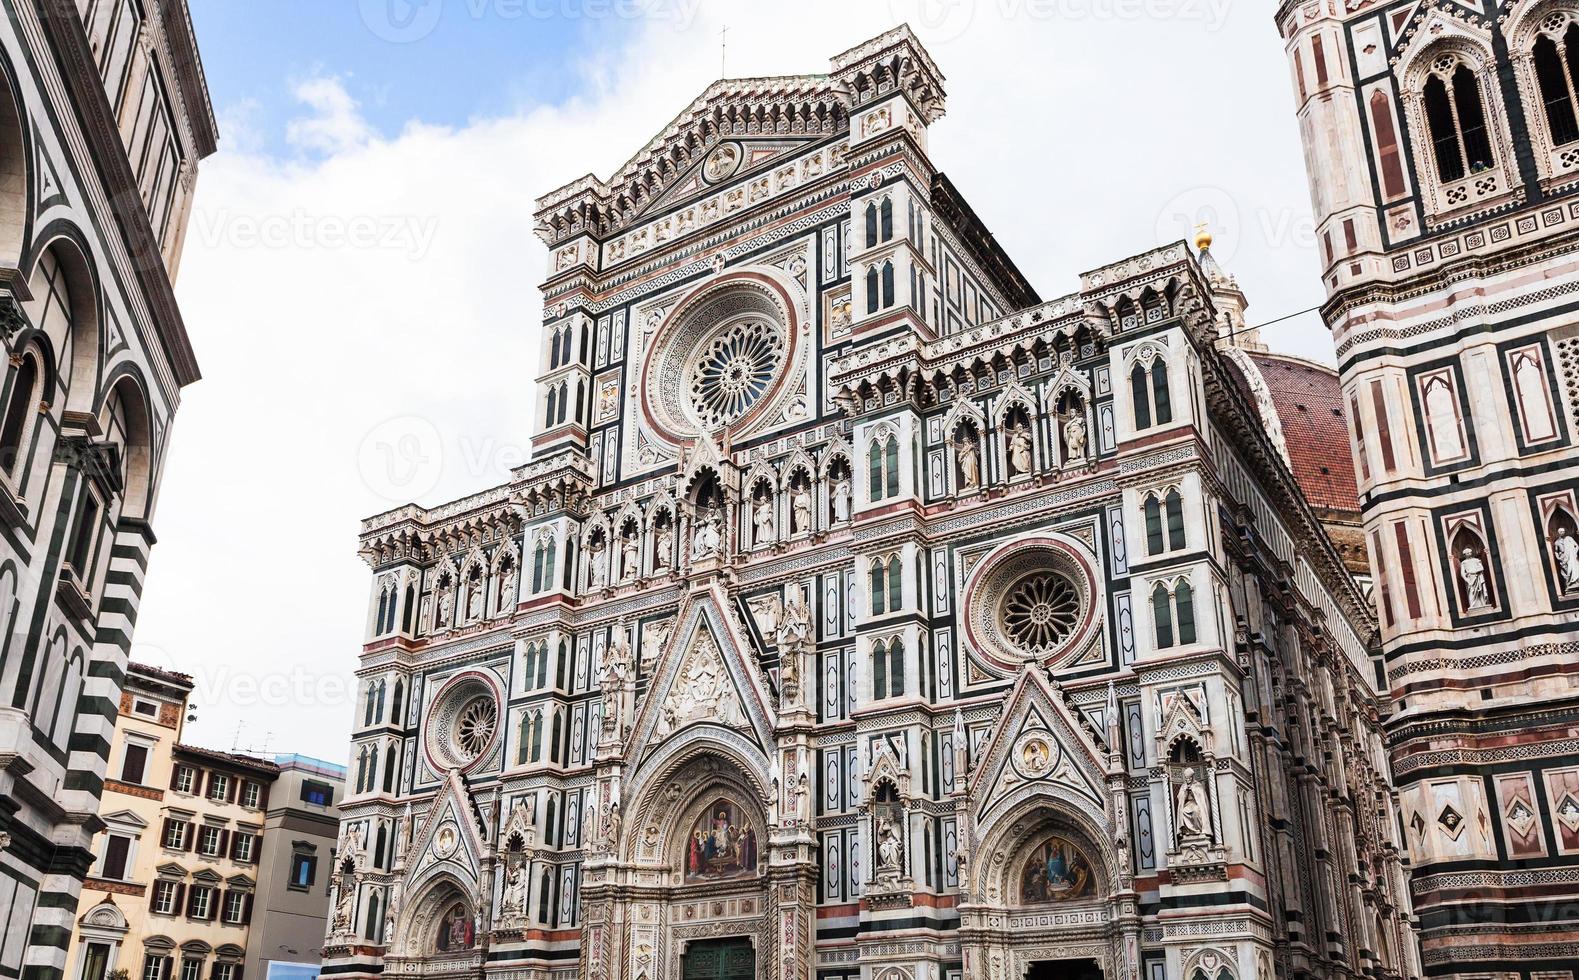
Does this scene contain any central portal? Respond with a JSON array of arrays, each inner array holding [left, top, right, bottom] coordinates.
[[681, 938, 755, 980], [1028, 958, 1103, 980]]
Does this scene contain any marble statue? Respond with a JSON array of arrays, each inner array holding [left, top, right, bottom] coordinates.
[[956, 434, 980, 489], [791, 487, 812, 534], [1008, 422, 1033, 476], [753, 497, 774, 545], [1460, 547, 1490, 610], [691, 507, 722, 561], [1556, 527, 1579, 592], [1064, 412, 1087, 460], [1175, 767, 1208, 839], [832, 478, 852, 523]]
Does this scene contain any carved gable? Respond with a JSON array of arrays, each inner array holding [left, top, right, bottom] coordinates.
[[968, 668, 1108, 827]]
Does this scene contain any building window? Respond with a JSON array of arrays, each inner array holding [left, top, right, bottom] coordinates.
[[869, 555, 902, 616], [213, 966, 237, 980], [179, 960, 201, 980], [63, 486, 104, 589], [232, 833, 255, 863], [132, 698, 159, 718], [1130, 357, 1172, 429], [152, 880, 179, 915], [300, 780, 331, 807], [871, 638, 904, 700], [162, 819, 188, 850], [1534, 25, 1579, 148], [222, 891, 247, 924], [100, 834, 132, 880], [172, 765, 195, 795], [289, 853, 317, 890], [0, 346, 43, 482], [120, 742, 150, 784], [207, 773, 229, 802], [197, 826, 224, 858], [240, 781, 260, 809], [1143, 490, 1186, 555], [1151, 580, 1197, 649], [868, 432, 901, 501], [1422, 64, 1495, 183], [189, 886, 213, 920], [142, 957, 170, 980]]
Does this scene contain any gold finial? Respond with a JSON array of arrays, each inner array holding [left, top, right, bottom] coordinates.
[[1194, 222, 1213, 252]]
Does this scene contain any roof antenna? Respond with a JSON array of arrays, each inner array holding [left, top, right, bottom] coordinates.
[[230, 720, 245, 752], [719, 24, 728, 79]]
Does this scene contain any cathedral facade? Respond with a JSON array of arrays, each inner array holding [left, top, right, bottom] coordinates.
[[329, 27, 1417, 980], [1279, 2, 1579, 976]]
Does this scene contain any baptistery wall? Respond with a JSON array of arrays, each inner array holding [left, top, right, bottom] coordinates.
[[326, 26, 1417, 980]]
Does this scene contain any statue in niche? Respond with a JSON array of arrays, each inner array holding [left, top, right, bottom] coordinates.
[[1174, 766, 1208, 840], [691, 507, 722, 561], [621, 531, 639, 583], [791, 486, 812, 535], [955, 433, 980, 490], [331, 867, 357, 933], [832, 477, 852, 523], [1554, 526, 1579, 592], [1459, 547, 1490, 610], [778, 584, 810, 651], [793, 768, 811, 825], [654, 520, 674, 570], [753, 496, 774, 546], [496, 568, 515, 613], [466, 578, 484, 623], [1064, 412, 1087, 461], [602, 801, 622, 851], [500, 859, 527, 914], [589, 538, 608, 589], [876, 817, 903, 873], [1007, 421, 1033, 476], [435, 586, 453, 630]]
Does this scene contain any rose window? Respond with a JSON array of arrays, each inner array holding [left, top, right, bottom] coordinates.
[[687, 319, 786, 430], [454, 696, 497, 760], [1001, 572, 1081, 654], [424, 673, 502, 772]]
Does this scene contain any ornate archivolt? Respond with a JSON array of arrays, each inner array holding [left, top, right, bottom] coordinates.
[[1503, 0, 1579, 184]]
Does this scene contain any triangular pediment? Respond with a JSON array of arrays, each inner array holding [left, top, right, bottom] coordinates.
[[99, 809, 148, 829], [404, 767, 487, 890], [968, 669, 1109, 825], [638, 135, 828, 219], [627, 583, 773, 769]]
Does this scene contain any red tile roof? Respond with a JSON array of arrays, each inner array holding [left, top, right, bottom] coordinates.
[[1243, 352, 1360, 514]]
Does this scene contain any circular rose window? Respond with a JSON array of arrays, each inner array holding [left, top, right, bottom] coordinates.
[[688, 318, 786, 430], [639, 274, 799, 442], [961, 536, 1100, 673], [1001, 571, 1082, 654], [425, 673, 502, 772]]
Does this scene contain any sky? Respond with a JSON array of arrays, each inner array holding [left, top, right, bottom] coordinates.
[[134, 0, 1330, 763]]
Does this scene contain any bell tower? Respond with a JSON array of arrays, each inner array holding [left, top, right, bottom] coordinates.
[[1279, 2, 1579, 976]]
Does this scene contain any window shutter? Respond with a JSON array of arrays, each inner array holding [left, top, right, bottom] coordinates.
[[242, 894, 253, 925], [259, 783, 271, 810], [173, 882, 186, 913], [161, 958, 172, 980], [233, 968, 244, 980], [197, 769, 207, 798], [218, 830, 231, 856], [186, 885, 199, 917], [182, 823, 193, 852], [161, 818, 174, 845], [169, 765, 182, 791], [148, 882, 160, 912], [227, 777, 237, 803]]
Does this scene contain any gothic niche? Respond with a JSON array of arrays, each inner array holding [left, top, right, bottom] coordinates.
[[688, 472, 726, 562], [587, 526, 610, 590], [1449, 522, 1496, 613], [619, 518, 641, 583], [786, 468, 813, 537], [826, 456, 853, 525], [684, 798, 760, 880], [1019, 833, 1096, 905], [1055, 389, 1088, 466], [1546, 503, 1579, 594], [750, 478, 775, 547], [1168, 740, 1213, 854], [872, 781, 907, 887], [952, 419, 983, 493], [652, 507, 676, 571], [1002, 404, 1035, 479], [432, 569, 455, 631]]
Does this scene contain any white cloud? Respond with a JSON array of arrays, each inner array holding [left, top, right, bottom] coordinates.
[[141, 2, 1327, 760]]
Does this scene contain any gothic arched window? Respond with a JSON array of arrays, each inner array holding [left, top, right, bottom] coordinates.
[[1534, 25, 1579, 147], [0, 345, 41, 482], [390, 679, 404, 724], [1144, 495, 1164, 555], [1131, 363, 1152, 429], [1370, 90, 1407, 199], [865, 201, 878, 248], [887, 555, 902, 611], [870, 558, 888, 616], [1152, 583, 1174, 649], [872, 638, 904, 700], [1151, 358, 1173, 424], [868, 433, 900, 501], [1423, 65, 1494, 183], [363, 683, 378, 727], [880, 261, 895, 308], [1165, 489, 1186, 550], [866, 265, 880, 314], [880, 197, 894, 241], [382, 743, 397, 793]]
